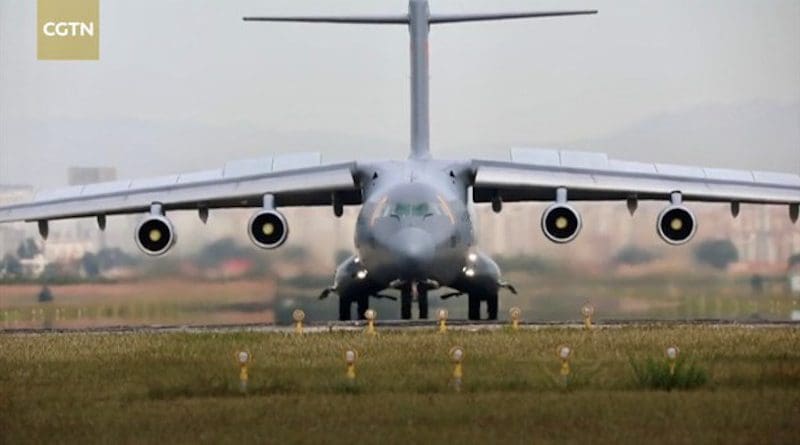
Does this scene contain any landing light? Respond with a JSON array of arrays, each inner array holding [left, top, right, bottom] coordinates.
[[467, 252, 478, 263], [356, 269, 368, 280], [464, 268, 475, 277], [149, 229, 162, 242]]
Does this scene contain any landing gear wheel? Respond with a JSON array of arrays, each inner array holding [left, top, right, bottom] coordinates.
[[401, 290, 412, 320], [468, 293, 481, 320], [339, 294, 369, 321], [339, 294, 353, 321], [356, 295, 369, 320], [485, 291, 498, 320], [418, 289, 428, 319]]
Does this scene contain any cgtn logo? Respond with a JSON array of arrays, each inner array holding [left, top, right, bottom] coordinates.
[[42, 21, 96, 37], [37, 0, 100, 60]]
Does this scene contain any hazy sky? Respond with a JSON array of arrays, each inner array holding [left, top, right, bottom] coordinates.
[[1, 0, 799, 189]]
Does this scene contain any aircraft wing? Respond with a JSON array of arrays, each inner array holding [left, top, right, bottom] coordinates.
[[0, 153, 360, 223], [472, 147, 800, 213]]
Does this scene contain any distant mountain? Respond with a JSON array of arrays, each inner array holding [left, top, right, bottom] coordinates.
[[582, 101, 800, 174]]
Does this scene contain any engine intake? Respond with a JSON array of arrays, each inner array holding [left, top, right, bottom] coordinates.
[[541, 203, 582, 243], [135, 215, 176, 256], [657, 205, 696, 245], [248, 209, 288, 249]]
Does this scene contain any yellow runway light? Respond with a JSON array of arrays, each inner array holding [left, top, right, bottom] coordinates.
[[364, 309, 377, 335], [509, 307, 521, 331], [437, 308, 448, 333], [449, 346, 464, 392], [345, 349, 358, 380], [292, 309, 305, 334], [581, 303, 595, 330]]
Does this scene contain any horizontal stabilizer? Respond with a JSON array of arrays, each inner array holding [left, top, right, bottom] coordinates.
[[429, 10, 597, 24], [243, 15, 408, 24]]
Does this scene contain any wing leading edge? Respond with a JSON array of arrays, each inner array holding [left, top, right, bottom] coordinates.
[[0, 153, 361, 224], [472, 148, 800, 218]]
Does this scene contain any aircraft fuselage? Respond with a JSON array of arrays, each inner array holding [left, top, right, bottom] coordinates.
[[354, 160, 475, 288]]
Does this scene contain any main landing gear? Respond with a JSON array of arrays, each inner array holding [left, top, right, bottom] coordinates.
[[467, 290, 498, 321], [400, 282, 428, 320], [338, 293, 369, 321]]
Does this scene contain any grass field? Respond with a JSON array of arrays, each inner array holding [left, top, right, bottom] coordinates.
[[1, 326, 799, 444]]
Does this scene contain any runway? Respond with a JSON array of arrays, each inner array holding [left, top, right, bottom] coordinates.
[[2, 318, 798, 335]]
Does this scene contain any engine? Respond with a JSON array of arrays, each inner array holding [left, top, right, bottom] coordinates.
[[657, 204, 696, 245], [248, 209, 288, 249], [541, 203, 582, 243], [135, 215, 176, 256]]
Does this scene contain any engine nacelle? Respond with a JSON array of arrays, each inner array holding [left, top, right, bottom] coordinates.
[[541, 203, 582, 243], [657, 205, 696, 245], [248, 209, 288, 249], [135, 215, 176, 256]]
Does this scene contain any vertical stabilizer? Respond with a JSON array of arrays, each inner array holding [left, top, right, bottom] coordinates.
[[244, 1, 597, 161], [408, 0, 431, 159]]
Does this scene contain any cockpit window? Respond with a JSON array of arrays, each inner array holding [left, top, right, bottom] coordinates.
[[384, 202, 441, 218]]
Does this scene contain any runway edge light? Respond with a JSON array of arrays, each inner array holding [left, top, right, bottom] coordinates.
[[437, 308, 448, 333], [557, 344, 572, 388], [235, 350, 252, 394], [292, 309, 305, 334], [449, 346, 464, 392], [509, 307, 522, 331], [581, 302, 595, 330], [666, 346, 680, 376], [345, 348, 358, 380], [364, 309, 377, 335]]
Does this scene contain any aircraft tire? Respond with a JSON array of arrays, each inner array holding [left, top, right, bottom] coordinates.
[[339, 295, 352, 321], [418, 289, 428, 319], [356, 295, 369, 320], [401, 290, 412, 320], [485, 291, 498, 320], [468, 293, 481, 320]]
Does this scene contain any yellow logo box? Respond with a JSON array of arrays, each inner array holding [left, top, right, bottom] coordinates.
[[37, 0, 99, 60]]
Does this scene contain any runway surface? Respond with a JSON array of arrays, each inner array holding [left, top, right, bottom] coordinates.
[[2, 318, 798, 335]]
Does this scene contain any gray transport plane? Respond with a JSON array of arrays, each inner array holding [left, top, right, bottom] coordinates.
[[1, 0, 799, 321]]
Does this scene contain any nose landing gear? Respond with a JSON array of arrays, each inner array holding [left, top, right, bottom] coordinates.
[[400, 281, 428, 320]]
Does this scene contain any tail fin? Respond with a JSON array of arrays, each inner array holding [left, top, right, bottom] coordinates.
[[244, 2, 597, 161]]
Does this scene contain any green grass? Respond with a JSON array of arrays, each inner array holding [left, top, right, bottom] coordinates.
[[629, 356, 709, 390], [1, 326, 799, 444]]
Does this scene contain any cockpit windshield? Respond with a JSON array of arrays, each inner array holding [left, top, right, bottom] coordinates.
[[384, 202, 442, 218]]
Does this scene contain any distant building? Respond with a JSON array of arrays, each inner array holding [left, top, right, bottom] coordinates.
[[0, 184, 35, 256], [789, 262, 800, 296]]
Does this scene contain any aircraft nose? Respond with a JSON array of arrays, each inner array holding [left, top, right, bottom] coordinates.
[[390, 227, 435, 273]]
